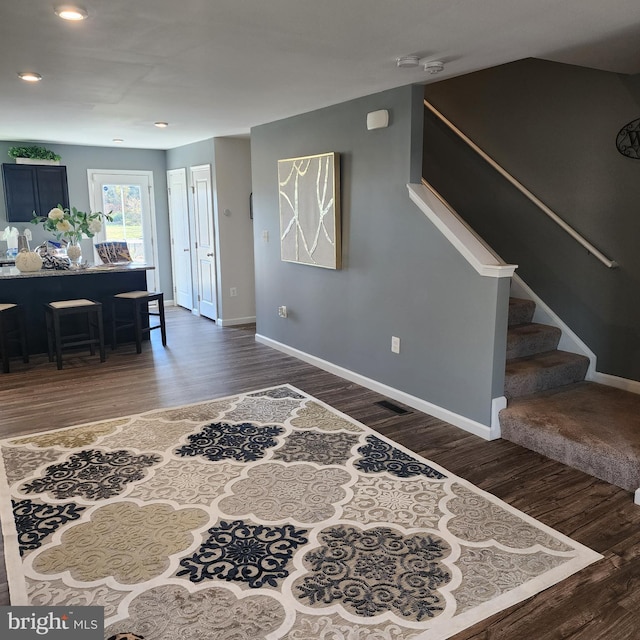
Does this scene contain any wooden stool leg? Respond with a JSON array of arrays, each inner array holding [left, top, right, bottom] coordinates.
[[88, 311, 96, 356], [0, 314, 9, 374], [97, 308, 105, 362], [53, 312, 63, 370], [111, 299, 118, 350], [45, 309, 55, 363], [158, 296, 167, 346], [134, 300, 143, 354], [17, 306, 29, 363]]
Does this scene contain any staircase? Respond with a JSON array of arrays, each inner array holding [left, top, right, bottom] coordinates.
[[503, 298, 589, 399], [500, 297, 640, 495]]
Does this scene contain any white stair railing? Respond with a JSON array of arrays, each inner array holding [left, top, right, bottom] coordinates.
[[407, 181, 516, 278], [424, 99, 617, 269]]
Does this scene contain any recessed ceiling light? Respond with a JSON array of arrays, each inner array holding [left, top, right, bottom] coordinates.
[[112, 138, 124, 144], [18, 72, 42, 82], [154, 122, 169, 128], [54, 5, 88, 21]]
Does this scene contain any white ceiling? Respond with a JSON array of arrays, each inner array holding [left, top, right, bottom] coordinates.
[[1, 0, 640, 150]]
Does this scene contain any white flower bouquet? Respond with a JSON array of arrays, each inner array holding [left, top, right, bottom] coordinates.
[[32, 205, 112, 244]]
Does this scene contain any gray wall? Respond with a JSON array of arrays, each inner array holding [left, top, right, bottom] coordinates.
[[424, 58, 640, 381], [0, 141, 171, 295], [167, 137, 256, 324], [251, 85, 509, 425], [166, 138, 215, 311], [212, 138, 255, 323], [166, 139, 214, 172]]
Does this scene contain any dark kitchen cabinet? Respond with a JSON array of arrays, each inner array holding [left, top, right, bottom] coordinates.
[[2, 163, 70, 222]]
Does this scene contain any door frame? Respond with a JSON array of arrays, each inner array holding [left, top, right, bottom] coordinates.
[[87, 169, 159, 292], [167, 167, 194, 311], [189, 163, 218, 321]]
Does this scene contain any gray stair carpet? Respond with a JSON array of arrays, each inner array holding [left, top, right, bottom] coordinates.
[[508, 297, 535, 326], [500, 382, 640, 492], [504, 298, 589, 400], [505, 350, 590, 399], [501, 297, 640, 493]]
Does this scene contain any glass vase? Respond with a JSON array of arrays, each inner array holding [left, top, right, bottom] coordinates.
[[66, 240, 82, 266]]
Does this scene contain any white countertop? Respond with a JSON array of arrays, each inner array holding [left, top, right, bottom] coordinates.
[[0, 263, 154, 280]]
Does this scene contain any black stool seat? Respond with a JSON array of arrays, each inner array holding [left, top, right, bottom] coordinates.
[[0, 303, 29, 373], [111, 291, 167, 353], [45, 299, 106, 370]]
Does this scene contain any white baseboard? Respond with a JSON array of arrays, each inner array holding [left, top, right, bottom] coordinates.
[[490, 396, 507, 440], [219, 316, 256, 327], [255, 334, 497, 440], [590, 371, 640, 395]]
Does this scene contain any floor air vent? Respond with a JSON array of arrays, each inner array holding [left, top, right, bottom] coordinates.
[[375, 400, 411, 415]]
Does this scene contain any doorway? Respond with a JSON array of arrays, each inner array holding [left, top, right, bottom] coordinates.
[[167, 168, 194, 310], [88, 170, 158, 292], [165, 164, 218, 320], [190, 164, 217, 321]]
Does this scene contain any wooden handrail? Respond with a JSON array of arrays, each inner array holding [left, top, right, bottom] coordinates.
[[424, 99, 618, 269]]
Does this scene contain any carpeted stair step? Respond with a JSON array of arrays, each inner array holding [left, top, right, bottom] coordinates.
[[506, 322, 562, 359], [505, 350, 590, 399], [508, 297, 535, 327], [500, 381, 640, 492]]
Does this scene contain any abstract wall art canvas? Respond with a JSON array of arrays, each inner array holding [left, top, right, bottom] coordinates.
[[278, 152, 341, 269]]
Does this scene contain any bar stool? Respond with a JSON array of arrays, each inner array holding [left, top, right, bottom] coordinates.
[[111, 291, 167, 353], [0, 303, 29, 373], [45, 299, 106, 370]]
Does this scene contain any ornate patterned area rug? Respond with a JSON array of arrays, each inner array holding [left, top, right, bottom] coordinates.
[[0, 385, 601, 639]]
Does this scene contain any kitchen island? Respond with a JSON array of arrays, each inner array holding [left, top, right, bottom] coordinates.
[[0, 263, 154, 355]]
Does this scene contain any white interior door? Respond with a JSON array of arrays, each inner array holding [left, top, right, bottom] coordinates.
[[190, 164, 217, 321], [167, 168, 194, 310], [88, 170, 158, 292]]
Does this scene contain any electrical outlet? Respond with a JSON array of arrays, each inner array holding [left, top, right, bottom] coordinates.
[[391, 336, 400, 354], [230, 287, 237, 297], [278, 306, 287, 318], [262, 230, 269, 243]]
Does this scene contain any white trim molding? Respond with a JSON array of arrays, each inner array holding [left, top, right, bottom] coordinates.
[[491, 396, 507, 440], [590, 372, 640, 395], [408, 182, 517, 279], [256, 334, 498, 440], [218, 316, 257, 327]]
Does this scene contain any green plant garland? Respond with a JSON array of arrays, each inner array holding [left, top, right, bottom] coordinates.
[[7, 145, 61, 161]]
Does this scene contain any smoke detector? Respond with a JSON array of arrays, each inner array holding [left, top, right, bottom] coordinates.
[[423, 60, 445, 74], [396, 56, 420, 68]]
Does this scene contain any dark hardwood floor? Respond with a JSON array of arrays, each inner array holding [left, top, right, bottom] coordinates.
[[1, 306, 639, 639]]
